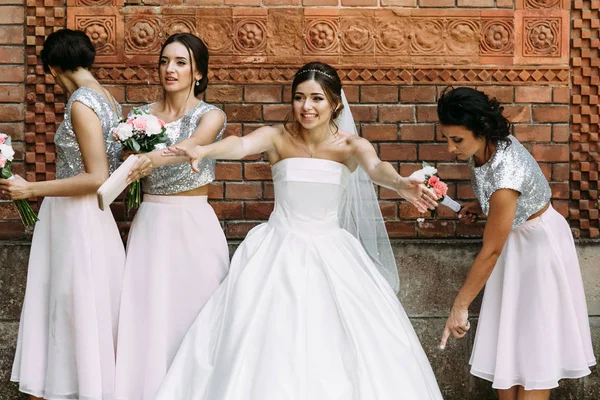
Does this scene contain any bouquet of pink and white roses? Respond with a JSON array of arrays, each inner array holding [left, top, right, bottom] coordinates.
[[0, 133, 38, 226], [110, 109, 167, 210], [410, 162, 461, 213]]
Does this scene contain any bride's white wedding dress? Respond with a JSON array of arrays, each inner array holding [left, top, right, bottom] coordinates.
[[155, 157, 443, 400]]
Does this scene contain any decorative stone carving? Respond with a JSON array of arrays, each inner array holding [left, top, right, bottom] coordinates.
[[75, 17, 116, 56], [163, 16, 197, 38], [125, 16, 161, 54], [375, 20, 408, 53], [526, 0, 561, 8], [525, 19, 560, 56], [340, 18, 373, 53], [234, 21, 266, 52], [481, 20, 514, 54]]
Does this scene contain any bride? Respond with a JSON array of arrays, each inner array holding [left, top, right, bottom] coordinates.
[[154, 61, 444, 399]]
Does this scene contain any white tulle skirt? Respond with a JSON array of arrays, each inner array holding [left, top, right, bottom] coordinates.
[[115, 194, 229, 400], [11, 195, 126, 400], [155, 214, 443, 400], [470, 205, 596, 390]]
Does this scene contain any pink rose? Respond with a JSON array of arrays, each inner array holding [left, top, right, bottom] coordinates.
[[158, 119, 165, 128], [0, 134, 7, 144], [428, 176, 439, 186], [0, 155, 6, 168], [433, 181, 448, 198], [132, 117, 148, 131]]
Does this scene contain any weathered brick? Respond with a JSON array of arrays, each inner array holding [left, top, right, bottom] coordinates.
[[418, 144, 455, 161], [245, 201, 274, 219], [479, 86, 513, 103], [361, 124, 398, 141], [379, 143, 417, 161], [532, 106, 570, 123], [224, 0, 260, 5], [0, 6, 24, 24], [515, 87, 552, 103], [416, 106, 438, 122], [457, 221, 486, 237], [211, 201, 243, 219], [400, 87, 436, 103], [503, 105, 531, 123], [0, 26, 23, 45], [341, 0, 377, 4], [382, 0, 416, 5], [513, 124, 551, 142], [419, 0, 454, 6], [0, 46, 23, 64], [552, 124, 570, 142], [399, 124, 435, 141], [303, 0, 337, 4], [0, 84, 24, 102], [226, 221, 261, 239], [436, 163, 471, 180], [263, 104, 289, 122], [379, 201, 397, 219], [550, 182, 569, 199], [418, 220, 455, 237], [552, 163, 570, 181], [553, 87, 570, 103], [361, 86, 398, 103], [457, 0, 494, 5], [351, 105, 377, 122], [244, 162, 272, 180], [244, 85, 282, 103], [205, 85, 243, 103], [385, 220, 416, 237], [264, 0, 300, 4], [0, 103, 23, 121], [125, 85, 162, 103], [531, 144, 569, 162], [224, 104, 261, 122], [215, 162, 242, 180], [0, 65, 24, 83], [379, 105, 414, 123], [225, 182, 262, 199]]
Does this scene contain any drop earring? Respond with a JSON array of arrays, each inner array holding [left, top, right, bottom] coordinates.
[[195, 80, 200, 87]]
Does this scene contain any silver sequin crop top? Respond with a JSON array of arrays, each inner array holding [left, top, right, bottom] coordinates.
[[55, 87, 122, 179], [469, 135, 551, 228], [133, 101, 226, 195]]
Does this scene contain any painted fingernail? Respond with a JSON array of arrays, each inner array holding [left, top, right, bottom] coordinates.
[[439, 344, 445, 350]]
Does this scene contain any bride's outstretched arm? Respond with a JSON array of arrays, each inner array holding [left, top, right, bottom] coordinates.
[[349, 136, 438, 213], [163, 125, 280, 172]]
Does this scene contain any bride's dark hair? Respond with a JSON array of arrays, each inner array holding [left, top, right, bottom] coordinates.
[[285, 62, 344, 134]]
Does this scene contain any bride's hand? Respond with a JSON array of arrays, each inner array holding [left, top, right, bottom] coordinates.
[[396, 176, 438, 213], [162, 144, 205, 173], [127, 154, 153, 184]]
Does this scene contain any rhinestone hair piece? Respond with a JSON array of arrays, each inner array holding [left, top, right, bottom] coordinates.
[[297, 69, 335, 80]]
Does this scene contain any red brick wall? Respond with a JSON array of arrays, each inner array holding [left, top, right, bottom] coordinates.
[[0, 0, 26, 239], [1, 0, 598, 241]]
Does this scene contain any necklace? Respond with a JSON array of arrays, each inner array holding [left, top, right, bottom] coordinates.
[[293, 131, 337, 158]]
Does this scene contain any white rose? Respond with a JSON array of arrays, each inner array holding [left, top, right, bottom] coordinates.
[[0, 143, 15, 161], [115, 123, 134, 141], [409, 165, 437, 182], [144, 116, 162, 136]]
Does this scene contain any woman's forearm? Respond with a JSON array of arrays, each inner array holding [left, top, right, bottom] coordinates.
[[366, 161, 402, 192], [30, 172, 108, 198], [454, 248, 500, 309]]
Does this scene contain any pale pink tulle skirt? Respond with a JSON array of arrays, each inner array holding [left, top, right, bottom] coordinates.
[[11, 195, 126, 400], [470, 205, 596, 390], [115, 194, 229, 400]]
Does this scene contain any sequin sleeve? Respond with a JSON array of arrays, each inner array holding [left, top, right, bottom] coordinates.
[[488, 145, 527, 196]]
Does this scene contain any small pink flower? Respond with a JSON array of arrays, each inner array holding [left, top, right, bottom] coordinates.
[[0, 134, 7, 145], [433, 181, 448, 198], [158, 119, 165, 128], [132, 117, 148, 131], [428, 176, 439, 186], [0, 155, 6, 168]]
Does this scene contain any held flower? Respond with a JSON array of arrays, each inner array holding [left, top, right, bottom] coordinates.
[[433, 181, 448, 198], [0, 133, 39, 226]]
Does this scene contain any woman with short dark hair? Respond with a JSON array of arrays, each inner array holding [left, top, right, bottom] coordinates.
[[1, 28, 125, 400], [437, 87, 595, 400]]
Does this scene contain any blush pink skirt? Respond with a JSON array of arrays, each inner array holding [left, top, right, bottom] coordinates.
[[470, 204, 596, 390], [11, 195, 126, 400], [115, 194, 229, 400]]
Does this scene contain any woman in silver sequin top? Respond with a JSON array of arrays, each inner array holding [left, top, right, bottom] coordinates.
[[114, 34, 229, 400], [0, 29, 126, 400], [437, 87, 594, 400]]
